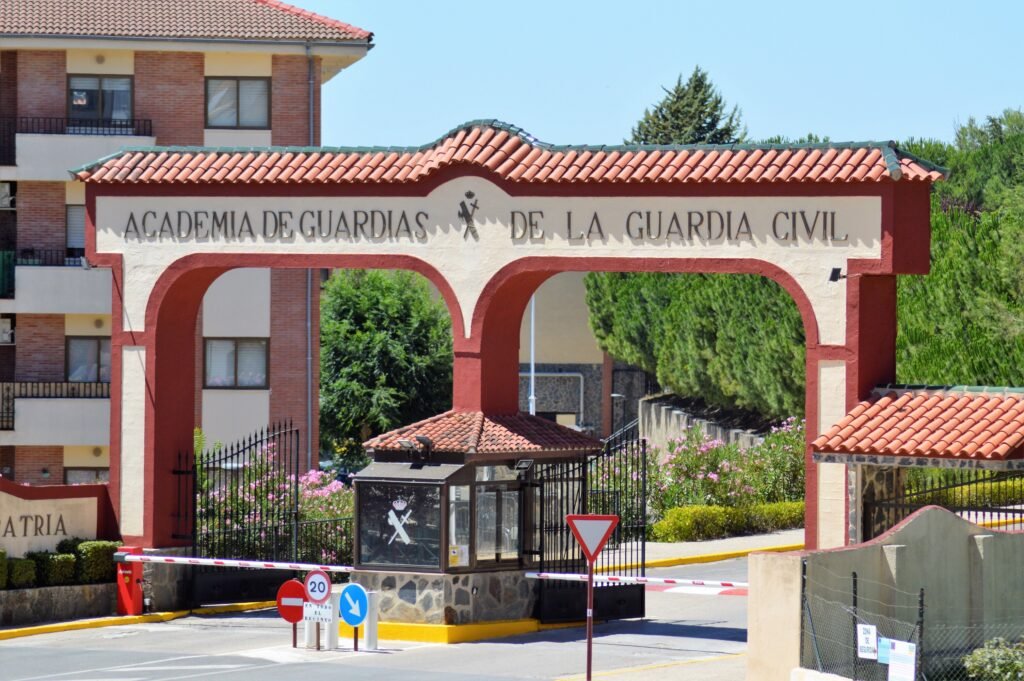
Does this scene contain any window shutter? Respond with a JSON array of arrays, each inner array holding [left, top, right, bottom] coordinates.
[[66, 205, 86, 250]]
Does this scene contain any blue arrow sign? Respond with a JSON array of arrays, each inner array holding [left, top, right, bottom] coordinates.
[[339, 582, 369, 628]]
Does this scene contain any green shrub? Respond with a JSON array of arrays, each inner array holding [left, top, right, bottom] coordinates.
[[0, 549, 6, 589], [7, 558, 36, 589], [963, 637, 1024, 680], [25, 551, 53, 587], [651, 501, 805, 542], [56, 537, 87, 555], [76, 541, 119, 584], [39, 554, 76, 586]]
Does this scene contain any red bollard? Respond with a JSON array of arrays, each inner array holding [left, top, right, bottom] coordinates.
[[116, 546, 145, 616]]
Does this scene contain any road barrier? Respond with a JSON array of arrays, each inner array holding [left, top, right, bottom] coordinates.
[[525, 572, 747, 589], [113, 552, 355, 574]]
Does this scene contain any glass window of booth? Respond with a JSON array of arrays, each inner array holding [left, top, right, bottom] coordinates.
[[358, 482, 441, 569]]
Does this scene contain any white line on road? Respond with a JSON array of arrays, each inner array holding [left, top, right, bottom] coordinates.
[[7, 655, 213, 681]]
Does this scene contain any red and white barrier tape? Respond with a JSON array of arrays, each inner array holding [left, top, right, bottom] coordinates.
[[524, 572, 747, 589], [114, 553, 354, 574]]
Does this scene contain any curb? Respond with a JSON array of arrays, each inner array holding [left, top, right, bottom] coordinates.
[[0, 601, 276, 641], [600, 542, 804, 572]]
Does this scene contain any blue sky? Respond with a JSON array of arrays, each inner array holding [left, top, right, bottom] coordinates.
[[293, 1, 1023, 150]]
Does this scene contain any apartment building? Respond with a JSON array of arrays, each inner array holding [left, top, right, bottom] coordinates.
[[0, 0, 371, 484]]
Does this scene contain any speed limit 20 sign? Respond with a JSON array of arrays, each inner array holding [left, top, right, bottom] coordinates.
[[304, 569, 331, 605]]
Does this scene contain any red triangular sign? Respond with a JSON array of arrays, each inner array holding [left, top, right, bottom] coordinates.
[[566, 514, 619, 563]]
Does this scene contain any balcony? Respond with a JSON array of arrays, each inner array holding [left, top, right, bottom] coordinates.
[[0, 117, 156, 181], [0, 250, 111, 313], [0, 382, 110, 445]]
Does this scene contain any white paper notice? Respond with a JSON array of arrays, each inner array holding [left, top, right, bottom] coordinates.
[[887, 640, 916, 681], [857, 624, 878, 660]]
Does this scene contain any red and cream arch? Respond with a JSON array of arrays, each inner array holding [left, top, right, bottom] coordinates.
[[75, 120, 944, 550]]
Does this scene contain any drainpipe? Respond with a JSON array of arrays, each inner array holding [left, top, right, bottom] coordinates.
[[528, 295, 536, 416], [305, 43, 315, 472]]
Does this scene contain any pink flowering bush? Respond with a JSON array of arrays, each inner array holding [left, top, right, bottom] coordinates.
[[298, 469, 354, 520], [649, 418, 805, 519]]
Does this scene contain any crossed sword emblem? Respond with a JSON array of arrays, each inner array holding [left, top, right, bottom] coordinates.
[[387, 508, 413, 545]]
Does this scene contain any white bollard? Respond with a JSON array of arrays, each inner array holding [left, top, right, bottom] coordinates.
[[327, 589, 341, 650], [364, 591, 379, 651]]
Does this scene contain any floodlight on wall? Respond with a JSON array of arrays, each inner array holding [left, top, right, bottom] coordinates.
[[828, 267, 847, 283], [414, 435, 434, 451], [41, 467, 50, 479], [397, 439, 415, 450], [514, 459, 534, 471]]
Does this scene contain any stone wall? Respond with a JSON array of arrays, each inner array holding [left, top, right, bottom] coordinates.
[[142, 545, 192, 612], [640, 393, 765, 457], [0, 583, 115, 626], [351, 570, 535, 625]]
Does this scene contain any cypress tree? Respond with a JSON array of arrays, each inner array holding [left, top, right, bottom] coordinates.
[[627, 66, 745, 145]]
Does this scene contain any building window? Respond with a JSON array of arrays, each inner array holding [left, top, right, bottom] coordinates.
[[65, 467, 110, 485], [67, 337, 111, 382], [204, 338, 268, 388], [68, 75, 132, 121], [66, 205, 86, 260], [206, 78, 270, 129]]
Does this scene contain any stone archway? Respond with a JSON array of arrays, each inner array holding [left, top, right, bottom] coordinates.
[[80, 122, 943, 549]]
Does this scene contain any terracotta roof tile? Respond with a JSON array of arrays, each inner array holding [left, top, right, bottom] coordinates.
[[813, 387, 1024, 461], [74, 121, 948, 187], [1, 0, 370, 42], [363, 410, 601, 456]]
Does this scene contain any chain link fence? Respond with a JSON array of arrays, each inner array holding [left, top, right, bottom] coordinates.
[[801, 559, 1024, 680]]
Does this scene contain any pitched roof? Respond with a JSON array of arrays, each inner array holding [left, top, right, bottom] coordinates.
[[813, 386, 1024, 461], [73, 120, 947, 186], [1, 0, 371, 43], [363, 410, 602, 456]]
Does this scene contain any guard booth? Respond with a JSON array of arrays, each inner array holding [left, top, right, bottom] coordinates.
[[350, 410, 647, 625]]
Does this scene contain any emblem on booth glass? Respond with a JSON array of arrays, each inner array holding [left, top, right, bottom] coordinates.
[[387, 499, 413, 545], [458, 191, 480, 240]]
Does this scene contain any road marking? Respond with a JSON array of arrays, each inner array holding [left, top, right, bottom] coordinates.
[[118, 665, 248, 671], [150, 662, 283, 681], [6, 655, 212, 681], [555, 651, 746, 680], [644, 584, 748, 596]]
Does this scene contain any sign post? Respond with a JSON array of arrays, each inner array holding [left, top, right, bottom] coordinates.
[[339, 582, 370, 651], [566, 514, 619, 681], [276, 579, 306, 648], [304, 570, 331, 651]]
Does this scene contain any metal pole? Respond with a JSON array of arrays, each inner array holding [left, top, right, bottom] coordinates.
[[354, 626, 359, 652], [852, 571, 859, 681], [528, 295, 536, 415], [917, 588, 925, 681], [292, 622, 297, 648], [586, 558, 594, 681]]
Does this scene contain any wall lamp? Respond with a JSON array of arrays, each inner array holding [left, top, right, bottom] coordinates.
[[828, 267, 848, 283], [40, 467, 50, 479], [398, 435, 434, 462]]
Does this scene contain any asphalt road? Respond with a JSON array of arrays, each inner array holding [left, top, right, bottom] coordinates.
[[1, 558, 751, 681]]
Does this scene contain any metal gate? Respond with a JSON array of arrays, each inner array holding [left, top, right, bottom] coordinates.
[[174, 421, 352, 604], [862, 468, 1024, 540], [532, 419, 647, 623]]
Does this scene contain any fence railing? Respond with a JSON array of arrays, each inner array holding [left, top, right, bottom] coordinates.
[[0, 116, 154, 165], [0, 381, 111, 430], [0, 251, 12, 298], [15, 249, 84, 267]]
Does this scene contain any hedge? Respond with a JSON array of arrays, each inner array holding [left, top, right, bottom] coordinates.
[[0, 549, 6, 589], [963, 637, 1024, 680], [76, 541, 119, 584], [25, 552, 76, 587], [651, 501, 804, 542], [56, 537, 87, 555], [7, 558, 36, 589]]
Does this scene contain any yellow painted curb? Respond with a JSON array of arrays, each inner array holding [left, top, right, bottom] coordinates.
[[600, 543, 804, 572], [0, 609, 191, 641], [339, 618, 540, 644], [192, 601, 275, 615]]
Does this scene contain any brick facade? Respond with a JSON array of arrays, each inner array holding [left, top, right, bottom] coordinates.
[[16, 51, 65, 119], [14, 446, 63, 485], [0, 51, 16, 118], [271, 55, 321, 146], [269, 269, 319, 462], [135, 52, 204, 146], [16, 182, 66, 252], [15, 314, 65, 381]]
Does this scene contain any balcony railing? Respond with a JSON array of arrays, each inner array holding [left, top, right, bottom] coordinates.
[[0, 116, 154, 166], [16, 249, 84, 267], [0, 251, 12, 299], [0, 381, 111, 430]]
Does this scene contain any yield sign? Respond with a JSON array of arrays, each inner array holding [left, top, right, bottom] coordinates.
[[566, 514, 619, 563]]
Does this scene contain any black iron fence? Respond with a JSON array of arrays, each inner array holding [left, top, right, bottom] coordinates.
[[0, 251, 12, 298], [0, 381, 111, 430], [864, 468, 1024, 540], [533, 418, 648, 622], [16, 249, 84, 267], [0, 116, 153, 165]]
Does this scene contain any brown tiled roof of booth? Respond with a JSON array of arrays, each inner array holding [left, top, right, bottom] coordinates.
[[363, 410, 601, 456], [813, 387, 1024, 461], [73, 120, 947, 186], [0, 0, 371, 42]]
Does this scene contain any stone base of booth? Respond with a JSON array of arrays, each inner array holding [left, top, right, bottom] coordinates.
[[351, 570, 536, 625], [142, 546, 193, 612]]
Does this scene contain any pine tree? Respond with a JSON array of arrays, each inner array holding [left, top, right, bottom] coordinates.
[[627, 66, 745, 145]]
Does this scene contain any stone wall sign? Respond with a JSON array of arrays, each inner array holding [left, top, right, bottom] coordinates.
[[0, 485, 99, 556]]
